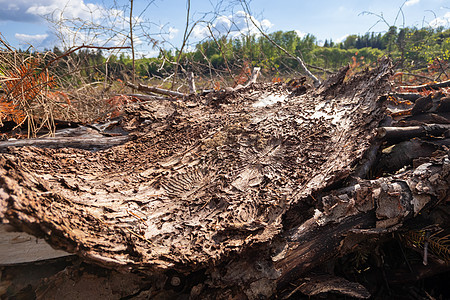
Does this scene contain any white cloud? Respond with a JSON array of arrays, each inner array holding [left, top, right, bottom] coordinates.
[[7, 4, 20, 11], [0, 0, 41, 22], [336, 34, 350, 43], [193, 10, 273, 39], [430, 12, 450, 28], [405, 0, 420, 6], [0, 0, 104, 23], [294, 30, 307, 39], [15, 33, 49, 45], [192, 25, 210, 40], [26, 0, 104, 22], [168, 27, 179, 40], [0, 0, 137, 48]]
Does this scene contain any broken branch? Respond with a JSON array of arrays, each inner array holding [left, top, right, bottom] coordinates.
[[377, 124, 450, 141], [125, 82, 185, 98], [399, 79, 450, 91]]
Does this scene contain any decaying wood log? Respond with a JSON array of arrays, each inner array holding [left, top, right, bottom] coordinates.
[[376, 139, 439, 174], [390, 92, 422, 102], [2, 57, 449, 298], [275, 154, 449, 291], [123, 93, 170, 101], [293, 274, 371, 299], [0, 59, 393, 271]]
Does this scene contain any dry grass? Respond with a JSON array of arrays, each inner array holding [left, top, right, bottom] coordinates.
[[0, 37, 124, 136]]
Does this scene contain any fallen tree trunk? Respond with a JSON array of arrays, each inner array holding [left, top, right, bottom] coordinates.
[[0, 59, 393, 270], [2, 57, 450, 299]]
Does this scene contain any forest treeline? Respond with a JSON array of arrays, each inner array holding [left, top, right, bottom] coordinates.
[[48, 25, 450, 84]]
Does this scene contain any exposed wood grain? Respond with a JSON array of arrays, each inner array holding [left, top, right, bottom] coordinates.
[[0, 135, 129, 152], [0, 59, 393, 273], [0, 224, 71, 265]]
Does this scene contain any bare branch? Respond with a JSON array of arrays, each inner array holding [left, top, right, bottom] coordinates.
[[398, 79, 450, 91], [125, 82, 185, 98]]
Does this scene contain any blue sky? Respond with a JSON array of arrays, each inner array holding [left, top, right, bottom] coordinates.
[[0, 0, 449, 56]]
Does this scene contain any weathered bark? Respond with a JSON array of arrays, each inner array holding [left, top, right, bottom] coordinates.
[[6, 58, 449, 298], [1, 57, 449, 299], [376, 139, 440, 174], [293, 274, 371, 299], [275, 155, 449, 291], [0, 59, 393, 273]]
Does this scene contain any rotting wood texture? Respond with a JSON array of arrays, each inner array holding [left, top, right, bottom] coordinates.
[[0, 59, 392, 270], [4, 58, 448, 298]]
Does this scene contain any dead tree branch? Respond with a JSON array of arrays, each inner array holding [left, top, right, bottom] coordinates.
[[377, 124, 450, 141], [125, 82, 185, 98], [244, 67, 260, 87], [399, 79, 450, 91], [187, 72, 196, 94]]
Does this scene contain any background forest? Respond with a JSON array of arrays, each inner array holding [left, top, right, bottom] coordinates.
[[1, 10, 450, 136], [47, 25, 450, 86]]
